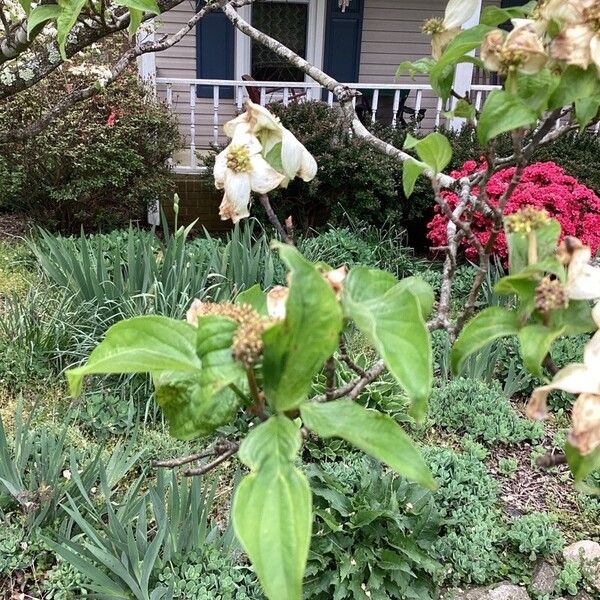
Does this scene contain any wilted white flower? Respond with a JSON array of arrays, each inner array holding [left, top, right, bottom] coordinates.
[[266, 285, 289, 321], [527, 240, 600, 456], [225, 100, 317, 184], [213, 125, 285, 223], [481, 20, 547, 74], [423, 0, 480, 59]]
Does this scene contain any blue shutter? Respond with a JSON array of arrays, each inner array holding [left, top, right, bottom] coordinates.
[[323, 0, 364, 84], [196, 1, 234, 98]]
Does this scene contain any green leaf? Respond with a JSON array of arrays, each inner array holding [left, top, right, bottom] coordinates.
[[396, 58, 436, 79], [430, 25, 493, 99], [236, 284, 268, 315], [18, 0, 32, 15], [342, 267, 432, 421], [477, 90, 537, 144], [575, 97, 600, 129], [514, 69, 560, 115], [114, 0, 160, 14], [155, 315, 245, 439], [262, 244, 343, 412], [560, 300, 596, 335], [505, 218, 561, 274], [402, 158, 426, 197], [56, 0, 87, 59], [27, 4, 61, 38], [264, 141, 284, 173], [233, 416, 311, 600], [127, 7, 143, 37], [518, 324, 565, 379], [451, 307, 520, 374], [66, 316, 201, 396], [548, 65, 600, 110], [480, 2, 535, 26], [300, 400, 436, 489], [447, 98, 476, 121], [565, 443, 600, 483], [403, 133, 420, 150], [414, 132, 452, 174], [395, 276, 435, 318]]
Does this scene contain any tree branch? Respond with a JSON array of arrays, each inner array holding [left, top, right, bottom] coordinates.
[[0, 0, 240, 143], [221, 2, 455, 188]]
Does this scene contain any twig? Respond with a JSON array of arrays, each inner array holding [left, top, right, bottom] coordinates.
[[536, 452, 567, 468], [152, 449, 214, 468], [313, 359, 386, 403], [338, 338, 368, 377], [184, 444, 239, 476], [324, 356, 335, 401], [259, 193, 292, 243]]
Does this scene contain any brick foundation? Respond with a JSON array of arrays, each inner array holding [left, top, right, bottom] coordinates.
[[162, 173, 232, 233]]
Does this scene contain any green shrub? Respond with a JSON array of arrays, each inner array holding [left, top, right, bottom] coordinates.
[[305, 455, 442, 599], [156, 546, 263, 599], [203, 102, 435, 241], [445, 127, 600, 196], [507, 514, 564, 560], [428, 378, 544, 445], [498, 457, 519, 477], [298, 225, 417, 277], [554, 560, 583, 597], [423, 446, 504, 584], [0, 72, 180, 233]]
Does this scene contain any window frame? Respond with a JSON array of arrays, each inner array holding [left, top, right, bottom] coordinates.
[[235, 0, 327, 83]]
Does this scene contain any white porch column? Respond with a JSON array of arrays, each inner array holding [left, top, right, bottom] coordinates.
[[450, 0, 483, 130], [137, 27, 157, 89]]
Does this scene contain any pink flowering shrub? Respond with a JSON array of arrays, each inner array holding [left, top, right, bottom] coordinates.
[[427, 161, 600, 263]]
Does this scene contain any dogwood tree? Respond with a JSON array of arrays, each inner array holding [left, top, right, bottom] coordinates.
[[4, 0, 600, 597]]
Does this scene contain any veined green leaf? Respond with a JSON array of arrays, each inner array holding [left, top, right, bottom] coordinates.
[[430, 25, 493, 99], [301, 400, 436, 489], [18, 0, 32, 15], [414, 132, 452, 174], [477, 90, 537, 144], [114, 0, 160, 14], [27, 4, 60, 38], [262, 244, 343, 411], [235, 283, 268, 315], [451, 307, 520, 374], [66, 315, 200, 396], [565, 443, 600, 483], [518, 324, 565, 379], [342, 267, 432, 421], [56, 0, 87, 59], [549, 65, 600, 110], [155, 315, 245, 439], [233, 416, 311, 600], [480, 2, 535, 26], [403, 158, 427, 197], [396, 57, 435, 79]]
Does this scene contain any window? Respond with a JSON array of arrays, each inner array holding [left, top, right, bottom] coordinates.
[[251, 2, 308, 81]]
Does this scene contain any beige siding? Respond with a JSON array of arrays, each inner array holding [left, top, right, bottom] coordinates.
[[155, 2, 196, 80], [155, 0, 500, 156]]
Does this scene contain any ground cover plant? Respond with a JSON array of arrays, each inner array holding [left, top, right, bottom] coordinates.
[[2, 0, 600, 598]]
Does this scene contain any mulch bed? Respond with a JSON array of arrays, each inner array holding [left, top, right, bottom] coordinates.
[[0, 213, 34, 241]]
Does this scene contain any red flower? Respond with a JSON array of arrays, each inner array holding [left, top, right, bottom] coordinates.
[[107, 108, 118, 127], [427, 161, 600, 263]]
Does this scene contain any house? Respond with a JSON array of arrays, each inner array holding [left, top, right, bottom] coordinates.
[[139, 0, 518, 225]]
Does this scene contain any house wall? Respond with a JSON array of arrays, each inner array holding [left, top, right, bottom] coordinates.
[[154, 0, 501, 160]]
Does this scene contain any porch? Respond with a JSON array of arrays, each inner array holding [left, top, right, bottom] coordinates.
[[153, 77, 501, 173]]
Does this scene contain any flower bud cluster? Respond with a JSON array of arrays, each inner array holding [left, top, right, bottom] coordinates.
[[505, 207, 549, 234], [534, 276, 568, 314]]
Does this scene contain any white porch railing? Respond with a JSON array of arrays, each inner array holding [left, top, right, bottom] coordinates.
[[155, 77, 501, 173]]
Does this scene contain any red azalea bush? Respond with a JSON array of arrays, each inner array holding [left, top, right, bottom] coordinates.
[[427, 160, 600, 263]]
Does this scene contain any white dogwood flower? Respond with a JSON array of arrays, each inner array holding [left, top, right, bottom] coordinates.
[[224, 101, 317, 184], [423, 0, 480, 59], [527, 239, 600, 456], [213, 126, 285, 223]]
